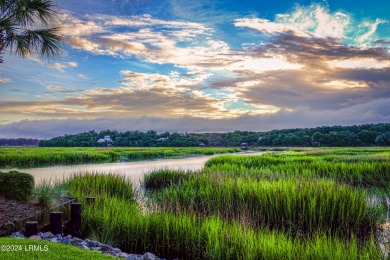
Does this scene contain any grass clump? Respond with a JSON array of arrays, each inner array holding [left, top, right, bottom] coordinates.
[[151, 175, 382, 238], [33, 179, 68, 208], [144, 169, 191, 190], [64, 172, 134, 201]]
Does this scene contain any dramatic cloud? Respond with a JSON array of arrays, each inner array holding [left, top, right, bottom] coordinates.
[[235, 4, 387, 44], [1, 3, 389, 137]]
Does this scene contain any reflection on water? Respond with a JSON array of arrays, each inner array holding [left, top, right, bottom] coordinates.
[[3, 151, 265, 185]]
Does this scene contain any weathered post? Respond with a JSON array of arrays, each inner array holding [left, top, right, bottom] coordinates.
[[25, 221, 38, 237], [71, 202, 82, 237], [50, 212, 63, 235]]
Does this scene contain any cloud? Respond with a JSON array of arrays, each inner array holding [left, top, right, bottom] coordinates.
[[0, 81, 231, 120], [0, 78, 11, 83], [47, 62, 78, 72], [97, 14, 209, 32], [226, 5, 390, 113], [1, 98, 389, 138], [45, 85, 84, 94], [2, 3, 390, 133], [77, 74, 89, 79], [235, 6, 351, 39], [357, 18, 388, 44], [235, 4, 387, 45]]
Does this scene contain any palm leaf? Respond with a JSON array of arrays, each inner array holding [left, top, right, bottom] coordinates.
[[0, 0, 62, 63]]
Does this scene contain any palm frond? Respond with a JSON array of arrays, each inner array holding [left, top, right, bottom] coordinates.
[[12, 0, 57, 27], [6, 27, 62, 60], [0, 0, 62, 63]]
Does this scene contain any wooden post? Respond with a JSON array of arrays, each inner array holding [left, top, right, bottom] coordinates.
[[86, 196, 95, 205], [71, 203, 82, 238], [50, 212, 63, 235], [25, 221, 38, 237]]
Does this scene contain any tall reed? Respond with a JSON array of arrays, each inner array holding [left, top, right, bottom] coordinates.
[[150, 174, 382, 238]]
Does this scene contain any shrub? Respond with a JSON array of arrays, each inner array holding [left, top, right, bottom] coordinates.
[[0, 171, 34, 201]]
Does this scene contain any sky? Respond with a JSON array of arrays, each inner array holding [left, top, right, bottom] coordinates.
[[1, 0, 390, 138]]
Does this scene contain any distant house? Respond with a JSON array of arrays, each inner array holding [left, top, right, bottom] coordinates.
[[157, 137, 169, 142], [311, 141, 321, 146], [97, 136, 113, 144], [199, 142, 206, 147], [241, 142, 248, 150]]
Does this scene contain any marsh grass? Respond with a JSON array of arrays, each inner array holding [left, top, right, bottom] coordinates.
[[0, 147, 240, 168], [59, 148, 389, 259], [205, 152, 390, 188], [144, 169, 192, 190], [150, 174, 382, 238], [68, 175, 382, 260], [63, 172, 135, 201]]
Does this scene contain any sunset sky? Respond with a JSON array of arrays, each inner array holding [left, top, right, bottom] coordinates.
[[1, 0, 389, 138]]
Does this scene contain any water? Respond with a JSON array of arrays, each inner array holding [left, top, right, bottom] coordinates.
[[3, 151, 265, 185]]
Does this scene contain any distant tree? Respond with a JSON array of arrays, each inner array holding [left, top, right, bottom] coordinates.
[[38, 123, 390, 147], [312, 132, 323, 142], [375, 132, 390, 145], [358, 130, 379, 145], [0, 0, 62, 63]]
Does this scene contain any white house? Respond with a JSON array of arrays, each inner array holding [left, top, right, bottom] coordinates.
[[97, 135, 113, 143]]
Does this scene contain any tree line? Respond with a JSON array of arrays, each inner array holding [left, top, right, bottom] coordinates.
[[0, 138, 39, 146], [37, 123, 390, 147]]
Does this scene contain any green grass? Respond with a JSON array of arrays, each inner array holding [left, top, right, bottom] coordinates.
[[33, 179, 69, 207], [204, 149, 390, 188], [62, 171, 385, 259], [0, 147, 241, 168], [144, 169, 191, 190], [12, 147, 386, 259], [148, 173, 383, 238], [0, 238, 115, 260], [63, 172, 135, 201]]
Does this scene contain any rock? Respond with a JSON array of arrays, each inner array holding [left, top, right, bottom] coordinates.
[[43, 231, 55, 239], [100, 244, 113, 251], [19, 228, 26, 236], [86, 239, 100, 247], [55, 234, 63, 241], [10, 228, 164, 260], [29, 235, 41, 240], [72, 237, 83, 243], [119, 252, 129, 258], [10, 231, 25, 238], [49, 238, 59, 243], [112, 248, 122, 254], [127, 255, 142, 260], [62, 234, 72, 245], [143, 252, 157, 260]]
